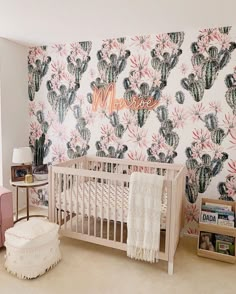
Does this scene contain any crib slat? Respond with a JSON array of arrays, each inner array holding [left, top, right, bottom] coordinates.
[[70, 175, 73, 231], [107, 180, 110, 240], [88, 177, 91, 236], [82, 178, 85, 234], [101, 180, 104, 238], [121, 182, 124, 243], [58, 173, 62, 228], [76, 175, 79, 233], [64, 173, 67, 230], [114, 181, 117, 241], [94, 178, 97, 237]]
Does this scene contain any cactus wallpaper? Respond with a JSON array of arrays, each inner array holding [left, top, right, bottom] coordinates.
[[28, 27, 236, 234]]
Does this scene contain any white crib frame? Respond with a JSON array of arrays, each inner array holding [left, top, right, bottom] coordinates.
[[48, 155, 186, 275]]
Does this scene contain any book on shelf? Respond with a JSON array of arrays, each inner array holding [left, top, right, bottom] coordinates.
[[200, 211, 218, 225], [200, 203, 235, 228], [215, 234, 235, 256], [205, 202, 232, 212]]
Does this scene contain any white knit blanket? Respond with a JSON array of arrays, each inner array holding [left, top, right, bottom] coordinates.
[[127, 172, 164, 262]]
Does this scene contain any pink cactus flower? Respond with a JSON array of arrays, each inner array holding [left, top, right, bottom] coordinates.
[[128, 150, 146, 161], [171, 107, 188, 128], [52, 145, 67, 163], [225, 176, 236, 198], [186, 227, 198, 235], [121, 111, 136, 128], [128, 126, 148, 148], [191, 143, 203, 159], [101, 125, 116, 144], [180, 63, 188, 75], [51, 61, 68, 81], [155, 34, 172, 53], [218, 33, 230, 50], [130, 55, 150, 78], [209, 143, 224, 160], [209, 101, 222, 113], [30, 122, 42, 140], [84, 106, 96, 125], [152, 133, 166, 148], [131, 35, 153, 50], [52, 122, 68, 142], [223, 113, 236, 131], [52, 44, 67, 56], [189, 103, 207, 122], [192, 129, 211, 149], [185, 204, 199, 223], [29, 101, 36, 117], [228, 160, 236, 174]]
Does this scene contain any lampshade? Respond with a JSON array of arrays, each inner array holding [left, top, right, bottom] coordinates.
[[12, 147, 33, 164]]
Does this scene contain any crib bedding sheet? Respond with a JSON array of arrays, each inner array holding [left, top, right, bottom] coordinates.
[[55, 181, 168, 229]]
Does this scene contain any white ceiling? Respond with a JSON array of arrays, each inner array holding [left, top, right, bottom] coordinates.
[[0, 0, 235, 47]]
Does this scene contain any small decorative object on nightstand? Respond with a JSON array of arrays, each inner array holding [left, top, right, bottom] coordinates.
[[11, 147, 33, 182]]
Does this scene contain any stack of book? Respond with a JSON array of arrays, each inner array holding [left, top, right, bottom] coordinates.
[[200, 202, 235, 227]]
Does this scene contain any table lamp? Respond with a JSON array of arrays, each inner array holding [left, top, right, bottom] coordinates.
[[12, 147, 33, 183]]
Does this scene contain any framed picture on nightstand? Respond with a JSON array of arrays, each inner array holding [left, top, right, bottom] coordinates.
[[11, 165, 32, 182]]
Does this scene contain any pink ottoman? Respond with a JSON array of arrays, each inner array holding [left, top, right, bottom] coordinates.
[[0, 187, 13, 247]]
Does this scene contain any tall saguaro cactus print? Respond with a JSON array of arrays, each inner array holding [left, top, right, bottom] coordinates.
[[28, 47, 51, 101]]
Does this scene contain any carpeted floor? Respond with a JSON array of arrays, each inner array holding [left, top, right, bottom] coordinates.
[[0, 207, 235, 294]]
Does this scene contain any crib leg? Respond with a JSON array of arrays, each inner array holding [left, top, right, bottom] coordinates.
[[168, 262, 174, 275]]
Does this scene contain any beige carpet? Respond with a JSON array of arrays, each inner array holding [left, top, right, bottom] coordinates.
[[0, 208, 235, 293]]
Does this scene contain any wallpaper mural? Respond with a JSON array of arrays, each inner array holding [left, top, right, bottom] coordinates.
[[28, 26, 236, 234]]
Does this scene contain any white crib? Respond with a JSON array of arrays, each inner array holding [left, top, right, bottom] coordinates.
[[48, 155, 186, 274]]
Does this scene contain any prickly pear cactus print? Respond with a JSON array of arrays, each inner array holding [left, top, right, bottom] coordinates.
[[28, 26, 236, 235], [123, 32, 184, 128], [181, 27, 236, 102]]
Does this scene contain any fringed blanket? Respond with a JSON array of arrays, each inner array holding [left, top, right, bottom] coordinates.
[[127, 172, 164, 262]]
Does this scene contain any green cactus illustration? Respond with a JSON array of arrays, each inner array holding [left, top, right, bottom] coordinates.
[[191, 53, 205, 66], [186, 158, 198, 170], [28, 52, 51, 101], [137, 109, 149, 128], [196, 166, 212, 193], [175, 91, 185, 104], [202, 154, 211, 166], [202, 60, 219, 89], [115, 124, 125, 138], [182, 27, 236, 100], [225, 84, 236, 115], [218, 177, 234, 201], [185, 182, 198, 204], [211, 128, 225, 144], [205, 113, 218, 131], [168, 32, 184, 46], [156, 106, 168, 122], [181, 77, 205, 102], [165, 132, 179, 149]]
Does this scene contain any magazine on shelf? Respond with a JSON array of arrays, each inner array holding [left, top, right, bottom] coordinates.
[[205, 202, 232, 212]]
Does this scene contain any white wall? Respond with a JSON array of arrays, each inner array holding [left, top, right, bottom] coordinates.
[[0, 38, 28, 211]]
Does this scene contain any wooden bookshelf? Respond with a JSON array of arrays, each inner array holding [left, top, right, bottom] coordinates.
[[197, 198, 236, 264]]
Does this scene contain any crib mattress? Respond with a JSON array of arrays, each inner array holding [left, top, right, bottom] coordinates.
[[55, 181, 168, 229]]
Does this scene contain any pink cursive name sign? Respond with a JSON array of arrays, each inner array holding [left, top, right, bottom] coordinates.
[[92, 83, 159, 114]]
